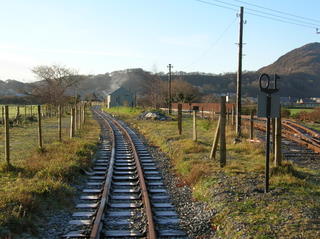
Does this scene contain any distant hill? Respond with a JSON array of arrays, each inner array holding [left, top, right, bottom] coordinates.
[[2, 42, 320, 101], [259, 42, 320, 76], [258, 42, 320, 97], [0, 79, 32, 97]]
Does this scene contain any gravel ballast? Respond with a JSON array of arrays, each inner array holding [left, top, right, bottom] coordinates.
[[129, 123, 216, 239]]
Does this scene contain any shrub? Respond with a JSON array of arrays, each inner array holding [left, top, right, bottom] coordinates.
[[281, 108, 291, 118]]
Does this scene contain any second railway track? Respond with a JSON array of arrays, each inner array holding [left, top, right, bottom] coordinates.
[[63, 108, 187, 239]]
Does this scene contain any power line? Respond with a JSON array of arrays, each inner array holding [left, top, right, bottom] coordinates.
[[246, 11, 316, 29], [194, 0, 320, 29], [233, 0, 320, 24], [245, 8, 320, 28], [194, 0, 238, 12], [207, 0, 320, 28], [184, 16, 237, 69]]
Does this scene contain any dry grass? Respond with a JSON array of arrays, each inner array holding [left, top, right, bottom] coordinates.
[[105, 107, 320, 239], [0, 112, 99, 237], [0, 114, 72, 165]]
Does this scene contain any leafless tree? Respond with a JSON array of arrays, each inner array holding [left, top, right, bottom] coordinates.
[[31, 64, 79, 105], [138, 75, 199, 107], [171, 77, 199, 103], [138, 74, 167, 108]]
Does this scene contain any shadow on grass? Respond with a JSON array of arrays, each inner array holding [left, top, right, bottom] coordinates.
[[0, 163, 25, 174]]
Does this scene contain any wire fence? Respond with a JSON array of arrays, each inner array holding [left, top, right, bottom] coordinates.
[[0, 103, 88, 165]]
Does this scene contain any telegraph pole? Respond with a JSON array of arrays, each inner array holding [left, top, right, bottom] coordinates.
[[236, 6, 244, 140], [167, 64, 173, 114]]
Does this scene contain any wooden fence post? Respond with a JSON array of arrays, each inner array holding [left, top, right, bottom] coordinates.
[[272, 118, 276, 153], [1, 106, 4, 124], [70, 108, 75, 138], [83, 103, 86, 125], [231, 105, 235, 126], [201, 107, 204, 118], [274, 108, 282, 166], [77, 104, 81, 130], [250, 111, 254, 140], [16, 106, 20, 125], [4, 106, 10, 166], [24, 105, 27, 119], [220, 96, 226, 167], [37, 105, 43, 150], [178, 104, 182, 135], [209, 117, 220, 160], [30, 105, 33, 116], [74, 105, 77, 131], [58, 105, 62, 142], [79, 103, 83, 129], [16, 106, 20, 117], [45, 105, 48, 118], [193, 109, 197, 142], [226, 109, 230, 124]]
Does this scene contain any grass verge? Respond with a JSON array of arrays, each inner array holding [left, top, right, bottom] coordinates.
[[0, 112, 99, 237], [104, 107, 320, 239]]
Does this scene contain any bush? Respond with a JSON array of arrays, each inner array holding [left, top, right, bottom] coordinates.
[[281, 108, 291, 118]]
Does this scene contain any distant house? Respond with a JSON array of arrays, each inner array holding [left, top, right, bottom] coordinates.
[[103, 87, 134, 108]]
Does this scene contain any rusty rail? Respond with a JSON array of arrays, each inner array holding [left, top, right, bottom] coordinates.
[[243, 116, 320, 154], [90, 110, 116, 239], [105, 113, 157, 239], [283, 120, 320, 138]]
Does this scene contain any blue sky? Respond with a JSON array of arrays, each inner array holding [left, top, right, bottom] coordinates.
[[0, 0, 319, 82]]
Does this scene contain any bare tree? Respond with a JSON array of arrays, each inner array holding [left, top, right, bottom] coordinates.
[[139, 74, 167, 108], [138, 75, 199, 108], [171, 77, 199, 103], [31, 64, 79, 105]]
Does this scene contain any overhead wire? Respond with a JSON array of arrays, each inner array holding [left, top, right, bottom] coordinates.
[[194, 0, 238, 12], [246, 12, 316, 29], [194, 0, 320, 29], [184, 16, 238, 69], [233, 0, 320, 24], [209, 0, 320, 27]]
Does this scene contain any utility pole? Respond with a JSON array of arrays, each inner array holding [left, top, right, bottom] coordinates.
[[236, 6, 244, 140], [167, 64, 173, 115]]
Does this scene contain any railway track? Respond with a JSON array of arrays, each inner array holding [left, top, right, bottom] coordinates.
[[243, 116, 320, 154], [63, 108, 187, 239]]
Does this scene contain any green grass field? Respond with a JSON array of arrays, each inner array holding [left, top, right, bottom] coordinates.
[[287, 108, 314, 116], [0, 105, 39, 119], [104, 106, 320, 239]]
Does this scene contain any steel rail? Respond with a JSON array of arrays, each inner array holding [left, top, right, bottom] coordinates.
[[243, 117, 320, 153], [283, 120, 320, 138], [101, 111, 157, 239], [89, 109, 116, 239], [282, 121, 317, 144]]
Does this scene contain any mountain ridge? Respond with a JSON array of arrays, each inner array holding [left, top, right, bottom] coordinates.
[[1, 42, 320, 100], [259, 42, 320, 76]]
